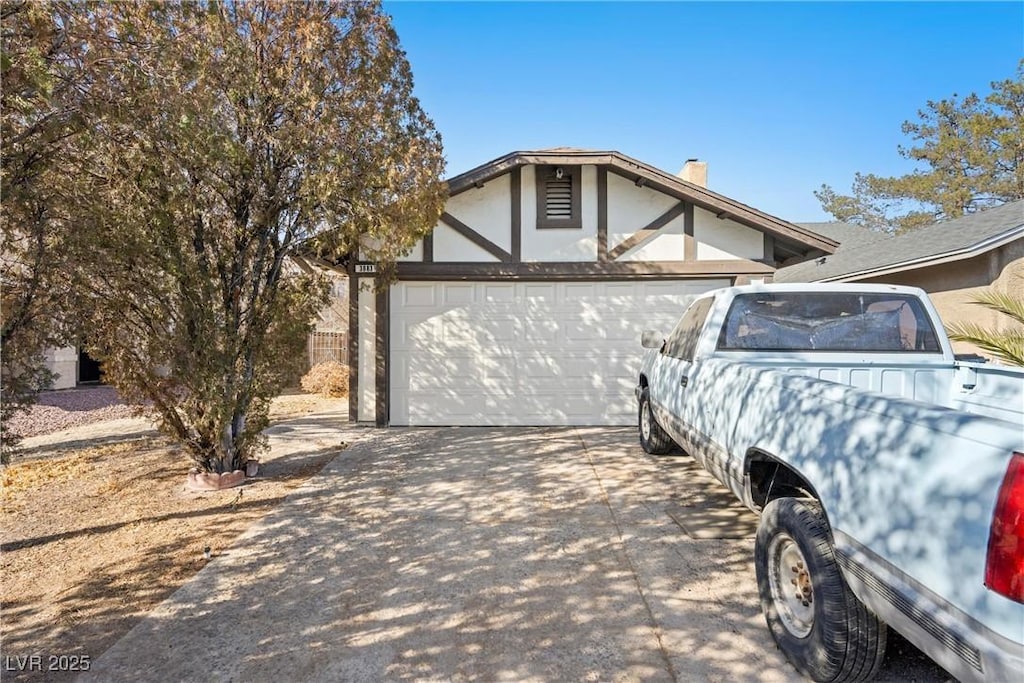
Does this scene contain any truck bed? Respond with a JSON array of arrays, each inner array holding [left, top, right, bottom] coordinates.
[[709, 353, 1024, 428]]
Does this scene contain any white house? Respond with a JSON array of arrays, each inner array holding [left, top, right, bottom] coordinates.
[[347, 148, 836, 426]]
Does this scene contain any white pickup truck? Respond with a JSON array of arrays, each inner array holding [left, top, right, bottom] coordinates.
[[636, 283, 1024, 682]]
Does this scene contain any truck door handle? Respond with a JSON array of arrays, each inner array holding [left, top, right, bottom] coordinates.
[[680, 376, 689, 388]]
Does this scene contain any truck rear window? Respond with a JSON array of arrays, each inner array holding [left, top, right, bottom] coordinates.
[[717, 292, 942, 353]]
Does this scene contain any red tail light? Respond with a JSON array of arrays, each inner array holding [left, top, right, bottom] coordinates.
[[986, 452, 1024, 603]]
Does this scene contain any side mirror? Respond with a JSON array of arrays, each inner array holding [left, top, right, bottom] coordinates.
[[641, 330, 664, 349]]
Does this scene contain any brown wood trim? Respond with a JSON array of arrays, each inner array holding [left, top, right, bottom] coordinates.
[[608, 201, 686, 261], [375, 284, 389, 427], [395, 259, 773, 281], [684, 203, 696, 261], [603, 164, 838, 253], [445, 150, 835, 254], [511, 167, 522, 262], [439, 212, 512, 262], [762, 234, 775, 266], [597, 167, 608, 262], [535, 165, 582, 229], [347, 267, 359, 422], [447, 152, 618, 196], [423, 232, 433, 263]]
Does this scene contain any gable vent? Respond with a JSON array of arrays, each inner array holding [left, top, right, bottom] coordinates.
[[545, 175, 574, 220], [536, 165, 582, 229]]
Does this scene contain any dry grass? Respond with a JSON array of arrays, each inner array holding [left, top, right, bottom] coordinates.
[[0, 393, 347, 683]]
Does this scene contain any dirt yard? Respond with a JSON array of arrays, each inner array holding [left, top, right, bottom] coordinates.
[[1, 392, 348, 683]]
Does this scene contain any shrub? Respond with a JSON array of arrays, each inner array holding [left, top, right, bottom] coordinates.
[[300, 361, 349, 398]]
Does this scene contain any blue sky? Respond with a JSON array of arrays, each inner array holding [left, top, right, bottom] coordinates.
[[384, 1, 1023, 222]]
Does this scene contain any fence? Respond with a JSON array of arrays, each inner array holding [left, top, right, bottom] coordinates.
[[307, 331, 349, 368]]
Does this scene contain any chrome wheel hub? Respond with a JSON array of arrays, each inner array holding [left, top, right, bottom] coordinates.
[[768, 532, 814, 638]]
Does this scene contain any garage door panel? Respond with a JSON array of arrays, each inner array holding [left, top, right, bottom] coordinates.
[[597, 357, 638, 379], [440, 317, 516, 345], [523, 283, 556, 299], [399, 283, 438, 307], [483, 284, 515, 302], [604, 282, 638, 298], [525, 318, 560, 344], [390, 280, 722, 426], [393, 318, 442, 348], [405, 356, 514, 391], [442, 283, 476, 305], [563, 320, 607, 341], [603, 320, 645, 342], [406, 392, 518, 424], [563, 283, 600, 300]]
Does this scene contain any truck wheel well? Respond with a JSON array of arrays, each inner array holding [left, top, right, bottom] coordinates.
[[639, 374, 649, 388], [747, 451, 821, 512]]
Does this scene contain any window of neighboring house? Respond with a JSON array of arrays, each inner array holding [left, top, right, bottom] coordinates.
[[77, 346, 103, 384], [536, 165, 582, 229]]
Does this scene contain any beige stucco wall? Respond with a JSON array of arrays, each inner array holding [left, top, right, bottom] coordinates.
[[400, 162, 787, 266], [357, 283, 376, 422], [693, 206, 764, 261], [859, 237, 1024, 359], [607, 171, 685, 261], [45, 345, 78, 390], [520, 165, 599, 262]]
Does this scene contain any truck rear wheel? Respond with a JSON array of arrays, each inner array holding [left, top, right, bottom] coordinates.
[[638, 388, 675, 454], [755, 498, 887, 682]]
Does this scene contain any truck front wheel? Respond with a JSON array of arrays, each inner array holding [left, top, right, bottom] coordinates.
[[638, 388, 675, 454], [755, 498, 887, 682]]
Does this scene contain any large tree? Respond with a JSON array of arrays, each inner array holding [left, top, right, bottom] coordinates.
[[816, 62, 1024, 233], [68, 1, 445, 473], [0, 1, 86, 455]]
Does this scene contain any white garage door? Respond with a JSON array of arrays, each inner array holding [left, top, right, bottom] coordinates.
[[390, 279, 728, 426]]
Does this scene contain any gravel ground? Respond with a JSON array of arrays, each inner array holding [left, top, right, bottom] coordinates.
[[7, 386, 137, 438]]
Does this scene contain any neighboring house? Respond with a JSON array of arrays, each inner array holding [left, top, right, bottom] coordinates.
[[43, 346, 100, 390], [778, 200, 1024, 358], [42, 259, 350, 391], [306, 270, 350, 367], [347, 148, 837, 426]]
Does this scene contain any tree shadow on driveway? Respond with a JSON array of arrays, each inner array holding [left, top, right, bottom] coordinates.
[[76, 426, 950, 683]]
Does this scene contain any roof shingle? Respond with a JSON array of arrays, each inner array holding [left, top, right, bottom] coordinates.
[[777, 201, 1024, 282]]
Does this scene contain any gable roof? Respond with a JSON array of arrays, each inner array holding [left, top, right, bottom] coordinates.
[[776, 200, 1024, 283], [446, 149, 838, 261]]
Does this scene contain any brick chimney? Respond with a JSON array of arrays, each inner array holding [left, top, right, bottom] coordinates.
[[678, 159, 707, 188]]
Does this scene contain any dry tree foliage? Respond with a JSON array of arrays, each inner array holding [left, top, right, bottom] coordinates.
[[300, 361, 350, 398], [10, 1, 448, 473]]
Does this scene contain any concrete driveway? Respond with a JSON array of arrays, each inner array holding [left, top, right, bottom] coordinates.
[[80, 426, 945, 682]]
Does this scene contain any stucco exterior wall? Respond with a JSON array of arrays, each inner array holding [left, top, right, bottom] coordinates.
[[520, 165, 599, 262], [396, 241, 423, 262], [607, 172, 685, 261], [45, 345, 78, 390], [859, 237, 1024, 359], [432, 223, 500, 262], [399, 163, 781, 266], [357, 284, 376, 422], [447, 173, 512, 252], [693, 206, 764, 260]]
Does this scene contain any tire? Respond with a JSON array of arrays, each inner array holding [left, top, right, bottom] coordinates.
[[638, 388, 675, 454], [755, 498, 887, 682]]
